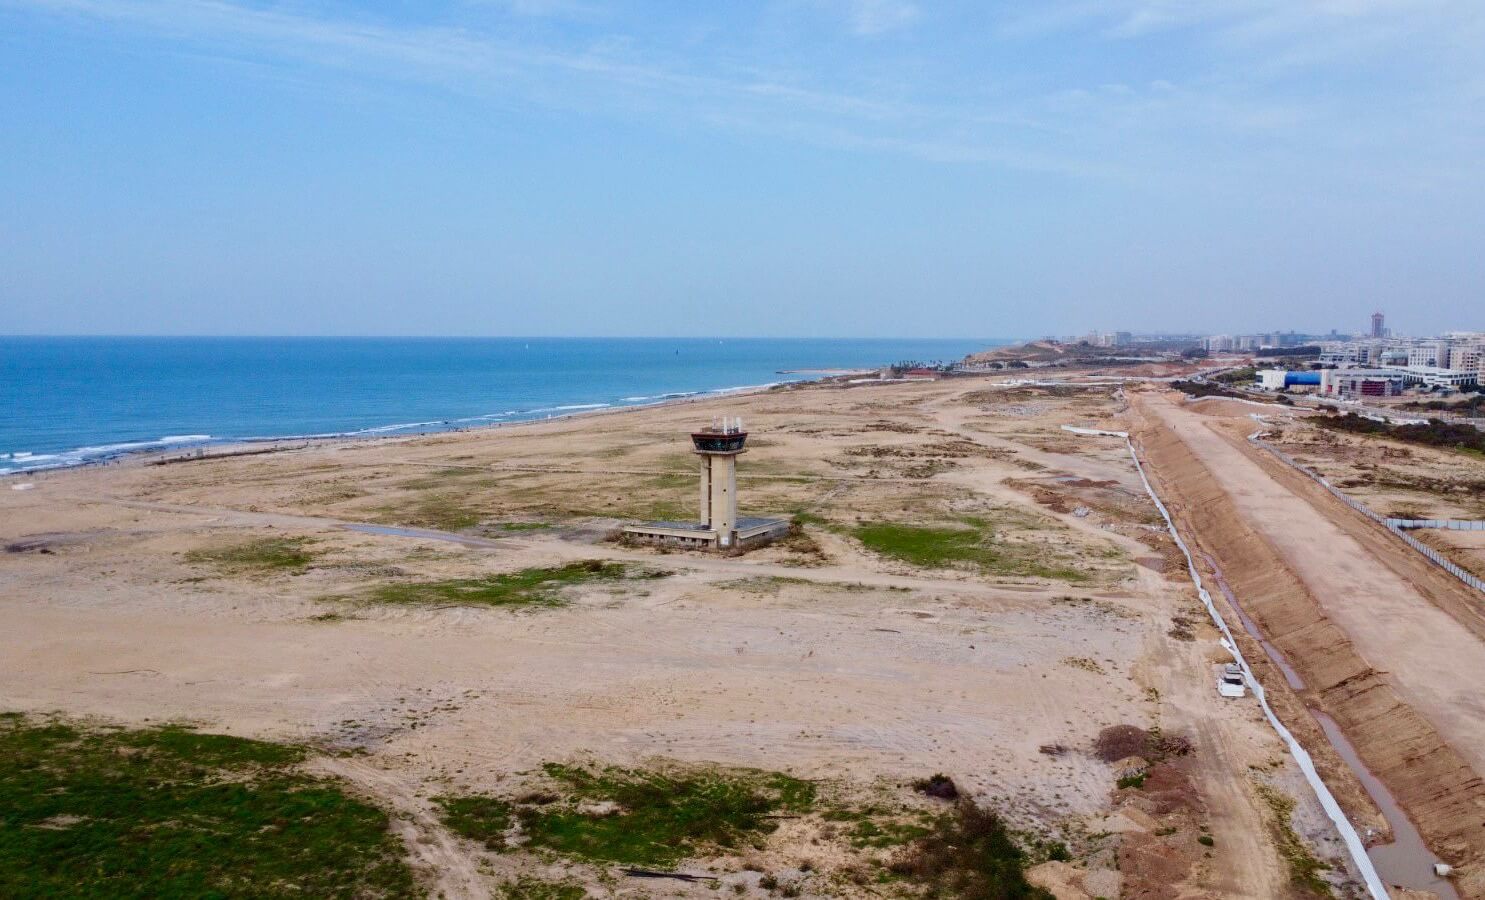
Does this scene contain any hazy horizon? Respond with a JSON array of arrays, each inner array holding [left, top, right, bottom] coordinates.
[[0, 333, 1015, 340], [3, 2, 1482, 338]]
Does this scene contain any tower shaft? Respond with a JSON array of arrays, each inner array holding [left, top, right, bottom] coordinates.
[[699, 452, 738, 547]]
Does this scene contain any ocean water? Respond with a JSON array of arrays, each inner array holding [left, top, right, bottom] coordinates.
[[0, 336, 1003, 475]]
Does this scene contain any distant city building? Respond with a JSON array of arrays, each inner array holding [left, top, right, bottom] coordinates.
[[1319, 368, 1406, 399], [1250, 326, 1483, 397], [1318, 342, 1381, 366], [1403, 366, 1478, 389], [1407, 341, 1452, 369], [1080, 331, 1135, 348]]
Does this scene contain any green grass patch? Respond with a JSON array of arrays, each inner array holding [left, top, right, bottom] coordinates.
[[495, 522, 553, 532], [1253, 783, 1331, 897], [367, 560, 661, 608], [440, 763, 814, 867], [436, 795, 513, 849], [0, 714, 418, 898], [498, 876, 587, 900], [849, 817, 932, 848], [853, 522, 1088, 581], [184, 536, 318, 574], [822, 806, 934, 849]]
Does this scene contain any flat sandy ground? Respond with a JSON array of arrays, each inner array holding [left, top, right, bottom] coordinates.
[[0, 376, 1375, 898]]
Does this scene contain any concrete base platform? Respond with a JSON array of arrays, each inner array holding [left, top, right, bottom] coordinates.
[[623, 516, 789, 550]]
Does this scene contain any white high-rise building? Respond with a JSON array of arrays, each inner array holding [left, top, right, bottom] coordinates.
[[1407, 341, 1451, 368]]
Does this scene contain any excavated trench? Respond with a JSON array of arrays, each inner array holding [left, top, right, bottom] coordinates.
[[1128, 394, 1485, 898], [1204, 552, 1457, 897]]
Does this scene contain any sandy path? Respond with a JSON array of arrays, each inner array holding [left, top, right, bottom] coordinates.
[[309, 757, 486, 900], [1142, 394, 1485, 775], [1121, 563, 1290, 899]]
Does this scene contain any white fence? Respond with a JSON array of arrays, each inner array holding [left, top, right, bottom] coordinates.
[[1385, 519, 1485, 532], [1251, 439, 1485, 595]]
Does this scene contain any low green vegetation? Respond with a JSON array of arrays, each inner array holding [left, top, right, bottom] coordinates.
[[1318, 411, 1485, 457], [439, 763, 815, 867], [367, 560, 659, 608], [523, 763, 815, 865], [435, 764, 1060, 895], [1170, 380, 1245, 400], [436, 795, 513, 848], [888, 800, 1055, 899], [1400, 395, 1485, 416], [822, 806, 933, 849], [498, 876, 587, 900], [1212, 366, 1259, 385], [0, 714, 418, 898], [1253, 783, 1332, 897], [853, 521, 1088, 581], [184, 536, 318, 574]]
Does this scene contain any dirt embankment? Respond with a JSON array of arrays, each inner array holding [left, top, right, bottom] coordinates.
[[1128, 392, 1485, 898]]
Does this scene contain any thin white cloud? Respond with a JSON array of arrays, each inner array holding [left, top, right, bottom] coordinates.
[[998, 0, 1485, 48], [839, 0, 919, 35], [4, 0, 1481, 190], [2, 0, 998, 160]]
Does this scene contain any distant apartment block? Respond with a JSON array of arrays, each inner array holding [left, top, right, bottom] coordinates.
[[1246, 323, 1483, 399]]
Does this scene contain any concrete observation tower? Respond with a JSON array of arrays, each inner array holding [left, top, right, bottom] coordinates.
[[623, 418, 788, 550]]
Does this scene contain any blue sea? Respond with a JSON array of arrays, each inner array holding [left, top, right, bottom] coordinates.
[[0, 337, 1004, 476]]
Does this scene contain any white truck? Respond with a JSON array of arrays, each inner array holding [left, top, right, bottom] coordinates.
[[1217, 663, 1247, 698]]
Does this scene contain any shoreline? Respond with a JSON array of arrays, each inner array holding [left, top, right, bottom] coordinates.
[[3, 336, 1006, 480], [2, 375, 831, 482]]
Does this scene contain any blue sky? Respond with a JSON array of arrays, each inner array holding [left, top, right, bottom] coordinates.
[[1, 0, 1481, 338]]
